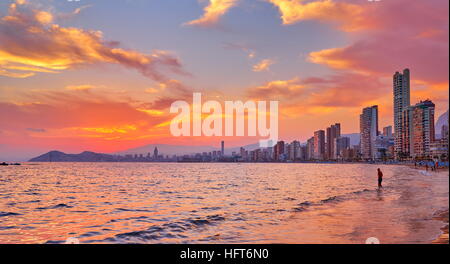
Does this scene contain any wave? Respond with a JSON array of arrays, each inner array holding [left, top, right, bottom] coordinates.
[[112, 214, 226, 243], [0, 212, 21, 217], [291, 188, 375, 212], [37, 203, 73, 210]]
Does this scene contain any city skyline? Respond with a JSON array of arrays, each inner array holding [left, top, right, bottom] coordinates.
[[0, 0, 448, 161]]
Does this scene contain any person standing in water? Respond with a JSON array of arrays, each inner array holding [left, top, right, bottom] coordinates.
[[377, 168, 383, 189]]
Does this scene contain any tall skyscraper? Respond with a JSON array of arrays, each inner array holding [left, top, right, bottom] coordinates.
[[411, 100, 435, 158], [291, 140, 302, 160], [326, 123, 341, 159], [400, 106, 414, 157], [221, 141, 224, 156], [274, 140, 285, 161], [306, 137, 314, 160], [360, 105, 379, 160], [313, 130, 325, 160], [393, 69, 411, 159], [153, 147, 158, 159]]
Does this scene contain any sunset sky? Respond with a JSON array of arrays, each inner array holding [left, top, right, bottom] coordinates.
[[0, 0, 448, 161]]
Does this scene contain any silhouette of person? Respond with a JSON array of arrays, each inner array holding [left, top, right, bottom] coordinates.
[[377, 168, 383, 189]]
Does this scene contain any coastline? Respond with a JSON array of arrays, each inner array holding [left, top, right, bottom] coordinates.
[[432, 209, 449, 244], [407, 166, 449, 244]]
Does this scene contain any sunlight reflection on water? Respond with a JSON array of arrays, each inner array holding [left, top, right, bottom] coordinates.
[[0, 163, 447, 244]]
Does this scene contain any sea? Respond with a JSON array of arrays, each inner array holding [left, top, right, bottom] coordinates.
[[0, 163, 448, 244]]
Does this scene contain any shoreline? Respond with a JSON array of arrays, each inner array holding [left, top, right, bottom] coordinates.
[[432, 209, 449, 244]]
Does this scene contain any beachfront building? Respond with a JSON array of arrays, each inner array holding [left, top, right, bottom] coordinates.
[[430, 124, 448, 161], [411, 100, 435, 159], [334, 136, 350, 159], [399, 106, 414, 158], [393, 69, 411, 160], [313, 130, 326, 160], [326, 123, 341, 160], [360, 105, 379, 160], [306, 137, 314, 160], [374, 134, 395, 160], [274, 141, 285, 161], [383, 126, 393, 138], [290, 140, 302, 161]]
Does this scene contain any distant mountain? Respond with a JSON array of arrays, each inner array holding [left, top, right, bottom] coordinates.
[[29, 151, 116, 162], [435, 110, 449, 139], [115, 143, 263, 156], [115, 144, 218, 156]]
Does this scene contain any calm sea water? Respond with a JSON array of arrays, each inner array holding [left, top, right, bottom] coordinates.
[[0, 163, 448, 244]]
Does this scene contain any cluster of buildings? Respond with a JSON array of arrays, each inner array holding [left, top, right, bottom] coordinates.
[[124, 68, 447, 163], [223, 68, 447, 163], [359, 69, 448, 161]]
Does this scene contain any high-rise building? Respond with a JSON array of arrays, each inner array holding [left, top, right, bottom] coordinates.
[[334, 136, 350, 159], [306, 137, 314, 160], [313, 130, 325, 160], [411, 100, 435, 158], [374, 134, 395, 160], [400, 106, 414, 157], [291, 140, 302, 160], [221, 140, 224, 156], [153, 147, 159, 159], [326, 123, 341, 160], [430, 123, 448, 160], [274, 141, 285, 161], [383, 126, 393, 138], [300, 145, 307, 160], [360, 105, 379, 160], [393, 69, 411, 159], [441, 125, 449, 141]]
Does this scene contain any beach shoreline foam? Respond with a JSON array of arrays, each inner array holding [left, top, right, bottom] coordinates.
[[432, 209, 449, 244]]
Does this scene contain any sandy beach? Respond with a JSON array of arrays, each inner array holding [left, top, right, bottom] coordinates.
[[432, 210, 449, 244]]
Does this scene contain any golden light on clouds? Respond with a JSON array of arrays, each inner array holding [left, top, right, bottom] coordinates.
[[252, 59, 275, 72], [65, 85, 95, 91], [0, 1, 184, 81], [186, 0, 238, 27], [268, 0, 364, 31], [308, 47, 354, 70], [35, 11, 53, 24]]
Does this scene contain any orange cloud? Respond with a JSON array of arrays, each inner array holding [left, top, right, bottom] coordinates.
[[268, 0, 365, 31], [0, 88, 175, 148], [305, 0, 448, 115], [252, 59, 275, 72], [0, 2, 185, 81], [247, 78, 306, 100], [186, 0, 238, 27], [247, 73, 389, 116], [65, 84, 95, 91]]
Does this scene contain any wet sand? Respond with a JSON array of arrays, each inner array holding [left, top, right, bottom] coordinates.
[[432, 210, 449, 244]]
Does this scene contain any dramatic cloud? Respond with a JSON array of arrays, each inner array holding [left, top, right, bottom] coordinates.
[[268, 0, 365, 31], [0, 88, 174, 147], [248, 73, 386, 109], [0, 1, 184, 80], [252, 59, 275, 72], [186, 0, 238, 27], [307, 0, 449, 86], [247, 78, 306, 100], [142, 79, 194, 110]]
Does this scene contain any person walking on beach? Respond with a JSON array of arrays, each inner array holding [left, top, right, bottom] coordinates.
[[377, 168, 383, 189]]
